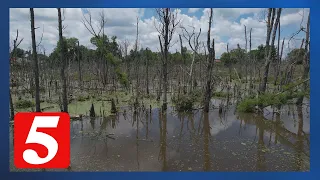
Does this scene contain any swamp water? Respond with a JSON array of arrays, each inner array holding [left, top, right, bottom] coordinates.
[[9, 99, 310, 172]]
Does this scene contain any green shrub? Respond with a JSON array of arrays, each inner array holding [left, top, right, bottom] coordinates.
[[237, 98, 257, 113], [212, 91, 232, 98], [77, 95, 90, 102], [115, 68, 129, 88], [95, 96, 103, 101], [15, 99, 34, 109], [237, 92, 298, 112], [172, 92, 199, 112]]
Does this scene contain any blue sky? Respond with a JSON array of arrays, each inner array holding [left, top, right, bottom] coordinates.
[[10, 8, 309, 58]]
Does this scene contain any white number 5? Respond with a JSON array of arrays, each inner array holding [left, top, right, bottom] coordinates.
[[23, 116, 60, 165]]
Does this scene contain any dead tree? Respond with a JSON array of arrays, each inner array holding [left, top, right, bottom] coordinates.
[[204, 8, 215, 113], [30, 8, 41, 112], [155, 8, 180, 111], [260, 8, 282, 93], [135, 17, 140, 97], [249, 28, 253, 95], [273, 19, 281, 86], [297, 11, 310, 104], [178, 34, 186, 92], [58, 8, 68, 112], [9, 30, 24, 119], [302, 11, 310, 91], [81, 9, 107, 87], [181, 26, 201, 93], [77, 41, 83, 90], [244, 25, 248, 85], [145, 48, 150, 95]]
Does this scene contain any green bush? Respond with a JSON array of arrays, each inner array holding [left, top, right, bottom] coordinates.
[[172, 92, 199, 112], [15, 99, 34, 109], [237, 92, 296, 112], [237, 98, 257, 113], [77, 95, 90, 102], [212, 91, 232, 98]]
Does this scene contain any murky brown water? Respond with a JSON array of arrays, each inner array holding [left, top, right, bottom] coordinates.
[[9, 99, 310, 172]]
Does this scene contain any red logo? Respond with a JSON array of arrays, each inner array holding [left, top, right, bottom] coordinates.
[[14, 112, 70, 169]]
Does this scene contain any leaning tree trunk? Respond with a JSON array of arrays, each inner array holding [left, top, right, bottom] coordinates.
[[58, 8, 68, 112], [260, 8, 282, 93], [274, 19, 281, 86], [30, 8, 41, 112], [302, 12, 310, 92]]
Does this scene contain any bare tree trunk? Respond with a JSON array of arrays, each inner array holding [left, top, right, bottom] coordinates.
[[249, 28, 253, 95], [181, 26, 201, 94], [227, 44, 232, 83], [278, 37, 285, 88], [157, 67, 162, 101], [30, 8, 41, 112], [135, 17, 139, 97], [146, 52, 149, 95], [260, 8, 282, 93], [162, 9, 169, 111], [204, 8, 215, 113], [58, 8, 68, 112], [9, 90, 14, 120], [297, 11, 310, 104], [302, 12, 310, 91], [179, 34, 184, 94], [274, 19, 281, 86], [10, 30, 24, 119], [77, 41, 83, 90], [157, 36, 164, 101], [244, 25, 248, 85]]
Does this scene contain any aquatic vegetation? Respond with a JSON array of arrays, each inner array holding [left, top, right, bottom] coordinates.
[[171, 91, 201, 112], [237, 92, 302, 112]]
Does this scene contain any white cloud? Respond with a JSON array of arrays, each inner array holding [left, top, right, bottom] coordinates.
[[281, 8, 309, 27], [188, 8, 200, 13], [10, 8, 308, 58]]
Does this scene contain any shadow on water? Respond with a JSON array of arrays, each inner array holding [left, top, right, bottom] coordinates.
[[9, 100, 310, 172]]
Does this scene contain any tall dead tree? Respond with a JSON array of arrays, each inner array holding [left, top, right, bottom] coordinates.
[[10, 30, 24, 119], [135, 17, 140, 97], [274, 19, 281, 86], [244, 25, 248, 84], [260, 8, 282, 93], [249, 28, 253, 95], [297, 11, 310, 104], [181, 26, 201, 93], [77, 41, 83, 90], [30, 8, 41, 112], [178, 34, 186, 92], [145, 48, 150, 95], [302, 11, 310, 91], [155, 8, 180, 111], [81, 9, 107, 87], [58, 8, 68, 112], [204, 8, 215, 113]]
